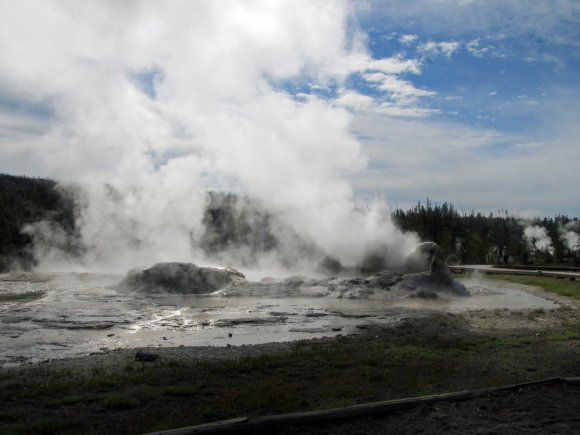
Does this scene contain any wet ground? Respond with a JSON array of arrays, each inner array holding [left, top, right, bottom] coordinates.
[[0, 272, 560, 367]]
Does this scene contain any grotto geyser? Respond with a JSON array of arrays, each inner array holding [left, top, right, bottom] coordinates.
[[116, 241, 467, 299]]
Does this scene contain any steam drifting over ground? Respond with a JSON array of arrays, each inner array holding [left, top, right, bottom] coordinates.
[[1, 1, 420, 275]]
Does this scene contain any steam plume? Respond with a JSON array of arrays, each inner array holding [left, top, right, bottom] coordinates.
[[559, 222, 580, 253], [523, 225, 553, 251], [1, 1, 419, 274]]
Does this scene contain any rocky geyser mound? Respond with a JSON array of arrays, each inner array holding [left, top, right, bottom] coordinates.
[[117, 262, 246, 294]]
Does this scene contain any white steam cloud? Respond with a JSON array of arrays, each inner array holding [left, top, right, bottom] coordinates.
[[0, 1, 420, 274], [523, 225, 553, 251], [559, 222, 580, 252]]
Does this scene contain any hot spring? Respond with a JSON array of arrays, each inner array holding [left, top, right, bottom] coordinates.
[[0, 266, 559, 368]]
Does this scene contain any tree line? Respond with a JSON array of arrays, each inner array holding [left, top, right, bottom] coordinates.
[[392, 199, 579, 266], [0, 173, 76, 271], [0, 174, 578, 272]]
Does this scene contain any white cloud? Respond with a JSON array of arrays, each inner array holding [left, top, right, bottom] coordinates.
[[377, 103, 436, 118], [418, 41, 460, 57], [466, 39, 490, 57], [363, 73, 436, 105], [321, 50, 435, 118], [349, 109, 580, 215], [341, 54, 436, 116], [334, 90, 375, 111], [365, 56, 421, 74], [399, 34, 419, 45]]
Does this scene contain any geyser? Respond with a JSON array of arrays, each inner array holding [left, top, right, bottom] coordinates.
[[1, 1, 422, 276], [116, 242, 466, 298]]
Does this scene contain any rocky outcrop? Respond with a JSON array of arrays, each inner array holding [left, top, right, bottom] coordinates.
[[312, 242, 466, 297], [117, 243, 467, 298], [316, 242, 452, 277], [364, 271, 404, 289], [404, 241, 453, 283], [117, 262, 246, 294]]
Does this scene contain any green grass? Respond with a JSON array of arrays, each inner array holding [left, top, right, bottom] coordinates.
[[1, 329, 577, 434], [483, 274, 580, 300]]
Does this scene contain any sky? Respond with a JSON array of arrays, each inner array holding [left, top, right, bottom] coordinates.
[[0, 0, 579, 219]]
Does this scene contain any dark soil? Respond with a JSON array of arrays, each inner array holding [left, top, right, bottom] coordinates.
[[277, 381, 580, 434]]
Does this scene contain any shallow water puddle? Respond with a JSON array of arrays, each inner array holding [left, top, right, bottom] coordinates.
[[0, 273, 559, 367]]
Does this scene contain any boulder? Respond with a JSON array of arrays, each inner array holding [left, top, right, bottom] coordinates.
[[117, 262, 246, 294]]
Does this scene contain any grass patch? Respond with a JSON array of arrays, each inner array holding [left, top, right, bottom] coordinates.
[[30, 416, 85, 434], [0, 408, 26, 422], [161, 384, 199, 396], [58, 394, 100, 405], [484, 274, 580, 300], [101, 393, 141, 410]]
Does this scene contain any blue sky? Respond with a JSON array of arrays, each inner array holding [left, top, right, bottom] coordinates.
[[0, 0, 579, 218], [342, 0, 580, 215]]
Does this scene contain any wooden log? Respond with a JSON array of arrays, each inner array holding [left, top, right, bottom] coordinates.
[[144, 377, 566, 435]]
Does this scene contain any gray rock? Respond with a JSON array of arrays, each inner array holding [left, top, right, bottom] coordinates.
[[117, 262, 246, 294], [364, 271, 404, 289]]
